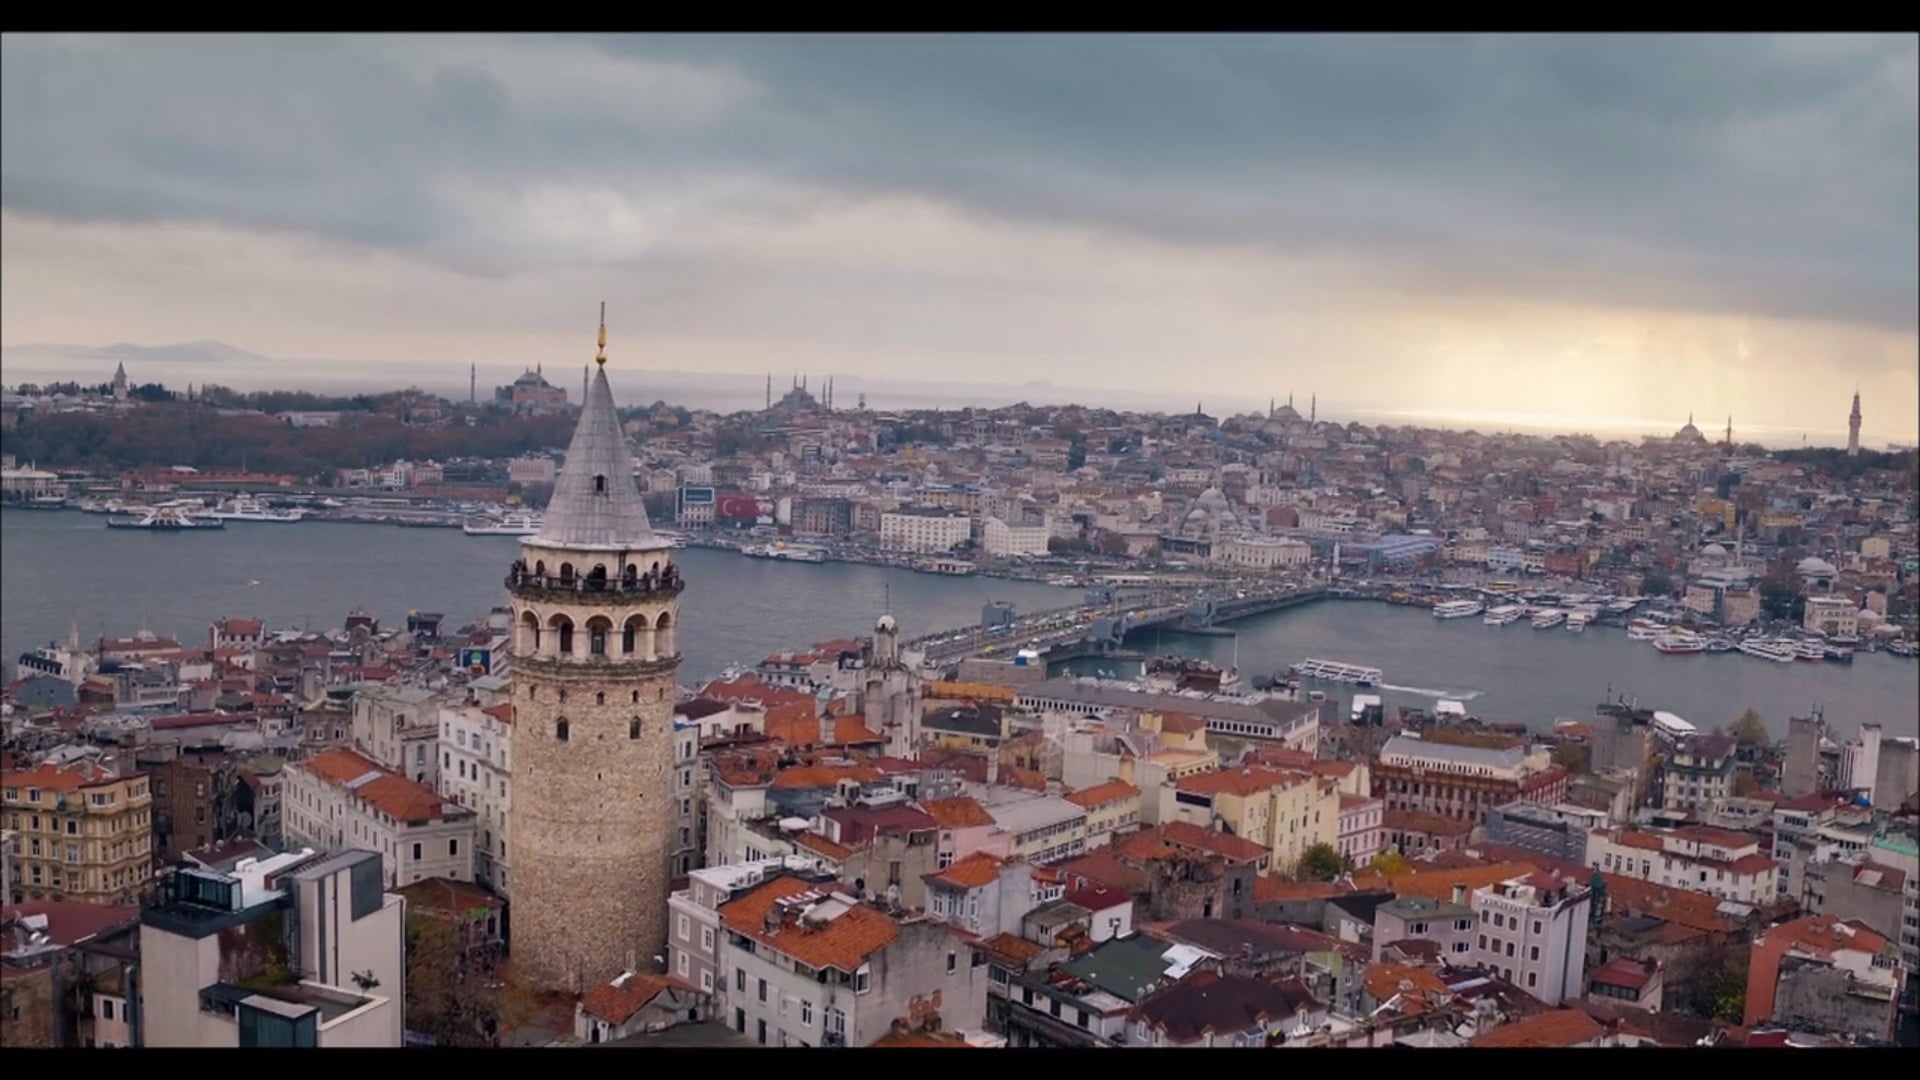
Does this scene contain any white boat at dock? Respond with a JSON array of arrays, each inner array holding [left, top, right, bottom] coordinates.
[[1565, 610, 1593, 633], [745, 542, 826, 563], [463, 512, 544, 536], [205, 495, 306, 523], [1290, 658, 1384, 686], [1482, 604, 1525, 626], [1531, 609, 1567, 630], [1737, 638, 1796, 663], [106, 505, 225, 531], [1432, 599, 1485, 620]]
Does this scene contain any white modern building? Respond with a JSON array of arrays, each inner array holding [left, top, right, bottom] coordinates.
[[139, 848, 406, 1047]]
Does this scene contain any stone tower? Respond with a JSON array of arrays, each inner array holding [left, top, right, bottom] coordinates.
[[864, 613, 921, 758], [505, 305, 683, 992], [1847, 389, 1862, 457]]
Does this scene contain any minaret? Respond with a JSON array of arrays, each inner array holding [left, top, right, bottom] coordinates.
[[582, 364, 589, 407], [1847, 389, 1862, 457], [470, 363, 477, 404], [112, 362, 129, 401], [765, 373, 772, 410], [505, 302, 684, 993], [1311, 393, 1317, 424]]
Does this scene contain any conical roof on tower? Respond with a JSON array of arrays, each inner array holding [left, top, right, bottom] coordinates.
[[534, 304, 656, 550]]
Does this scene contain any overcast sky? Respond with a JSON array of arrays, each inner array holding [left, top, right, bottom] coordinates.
[[2, 33, 1915, 442]]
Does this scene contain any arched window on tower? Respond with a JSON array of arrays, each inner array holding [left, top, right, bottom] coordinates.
[[631, 690, 640, 704], [587, 616, 611, 657], [559, 563, 576, 584], [629, 718, 641, 740], [555, 718, 570, 742], [549, 614, 574, 656], [655, 611, 674, 657], [596, 691, 605, 706], [593, 474, 607, 494], [622, 615, 641, 655], [518, 610, 541, 655]]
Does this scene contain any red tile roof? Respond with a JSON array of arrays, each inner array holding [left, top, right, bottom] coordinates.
[[297, 747, 456, 824], [1469, 1008, 1607, 1048], [577, 972, 700, 1025], [1063, 780, 1140, 810], [919, 796, 996, 829], [926, 852, 1006, 891], [718, 876, 900, 973]]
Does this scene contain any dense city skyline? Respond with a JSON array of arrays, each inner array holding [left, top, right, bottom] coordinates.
[[3, 33, 1916, 444]]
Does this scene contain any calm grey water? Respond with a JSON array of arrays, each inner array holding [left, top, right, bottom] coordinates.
[[3, 511, 1913, 742]]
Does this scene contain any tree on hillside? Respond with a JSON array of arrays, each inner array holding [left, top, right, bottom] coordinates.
[[1296, 843, 1344, 882], [1551, 742, 1589, 774], [1729, 709, 1769, 748]]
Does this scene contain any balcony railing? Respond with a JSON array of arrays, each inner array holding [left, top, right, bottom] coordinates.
[[505, 566, 685, 598]]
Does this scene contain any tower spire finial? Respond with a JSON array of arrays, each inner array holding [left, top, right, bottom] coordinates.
[[595, 301, 608, 366]]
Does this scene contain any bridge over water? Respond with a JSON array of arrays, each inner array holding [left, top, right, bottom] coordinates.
[[907, 583, 1329, 667]]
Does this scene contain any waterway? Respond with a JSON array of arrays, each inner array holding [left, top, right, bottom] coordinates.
[[3, 510, 1913, 742]]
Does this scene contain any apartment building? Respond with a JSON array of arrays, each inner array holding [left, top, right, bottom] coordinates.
[[1655, 732, 1737, 813], [922, 853, 1040, 938], [1, 753, 153, 905], [1373, 895, 1477, 963], [878, 507, 972, 554], [1587, 825, 1778, 905], [283, 748, 476, 889], [1, 900, 141, 1047], [983, 794, 1089, 866], [1802, 596, 1858, 638], [1063, 781, 1141, 849], [438, 703, 512, 895], [1470, 872, 1593, 1006], [668, 855, 838, 994], [1745, 913, 1905, 1043], [714, 874, 990, 1047], [1337, 794, 1385, 867], [1372, 734, 1568, 824], [918, 796, 1012, 869], [1162, 765, 1338, 876], [139, 848, 405, 1047], [1483, 801, 1603, 864], [350, 683, 441, 787]]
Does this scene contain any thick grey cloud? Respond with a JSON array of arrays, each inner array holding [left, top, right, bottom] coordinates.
[[3, 32, 1915, 331]]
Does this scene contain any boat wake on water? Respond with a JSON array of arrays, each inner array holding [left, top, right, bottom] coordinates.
[[1377, 683, 1484, 701]]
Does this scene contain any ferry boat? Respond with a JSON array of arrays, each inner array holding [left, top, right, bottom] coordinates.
[[1887, 640, 1916, 659], [463, 513, 544, 537], [1289, 658, 1383, 687], [1822, 646, 1854, 664], [1531, 609, 1567, 630], [1624, 618, 1663, 641], [1738, 638, 1796, 663], [1793, 639, 1827, 662], [746, 543, 826, 563], [1432, 599, 1485, 620], [106, 505, 225, 531], [206, 495, 306, 523], [1565, 610, 1593, 633], [1482, 605, 1525, 626], [1652, 631, 1706, 655], [1704, 638, 1736, 654]]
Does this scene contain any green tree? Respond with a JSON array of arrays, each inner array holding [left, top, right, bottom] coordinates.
[[1729, 708, 1769, 748], [1640, 570, 1674, 597], [1369, 850, 1410, 877], [1551, 742, 1589, 774], [1296, 843, 1344, 882]]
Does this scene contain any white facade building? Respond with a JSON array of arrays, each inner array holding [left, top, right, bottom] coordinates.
[[1470, 871, 1592, 1006], [1586, 825, 1779, 905], [1213, 535, 1312, 571], [981, 517, 1052, 558], [437, 704, 513, 895], [879, 508, 972, 553], [283, 748, 477, 889]]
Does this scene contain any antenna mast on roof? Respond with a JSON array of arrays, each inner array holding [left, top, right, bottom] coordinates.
[[596, 301, 608, 366]]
